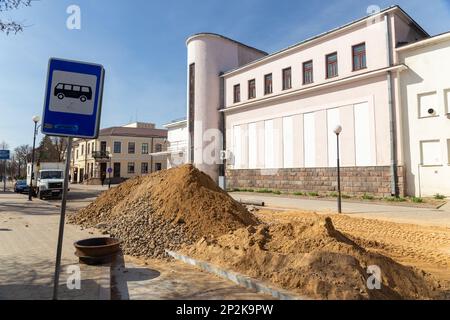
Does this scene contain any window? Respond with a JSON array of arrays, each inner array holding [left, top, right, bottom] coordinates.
[[128, 142, 135, 154], [352, 43, 367, 71], [76, 150, 78, 159], [303, 60, 313, 84], [100, 141, 107, 153], [326, 52, 338, 78], [73, 85, 80, 92], [264, 73, 272, 95], [81, 87, 90, 93], [142, 143, 149, 154], [233, 84, 240, 103], [155, 163, 162, 171], [418, 92, 438, 118], [113, 162, 121, 178], [81, 144, 84, 156], [127, 162, 135, 174], [421, 140, 441, 166], [87, 143, 90, 155], [56, 84, 64, 89], [113, 141, 121, 153], [155, 143, 162, 152], [282, 67, 292, 90], [248, 79, 256, 99], [64, 84, 71, 90], [141, 162, 148, 174]]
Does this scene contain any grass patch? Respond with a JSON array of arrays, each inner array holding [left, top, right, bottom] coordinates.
[[328, 192, 338, 198], [293, 192, 304, 196], [341, 194, 351, 199], [308, 192, 319, 197], [256, 189, 273, 194], [434, 193, 446, 200], [272, 190, 282, 195], [411, 197, 423, 203], [362, 193, 375, 200], [385, 196, 407, 202]]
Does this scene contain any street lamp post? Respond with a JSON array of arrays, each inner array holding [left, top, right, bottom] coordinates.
[[334, 125, 343, 213], [28, 116, 40, 201]]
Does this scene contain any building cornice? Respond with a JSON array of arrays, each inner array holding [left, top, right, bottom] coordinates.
[[220, 6, 427, 78], [396, 31, 450, 52], [220, 64, 407, 114]]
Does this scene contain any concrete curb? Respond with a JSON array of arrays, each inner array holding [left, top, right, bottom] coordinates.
[[166, 250, 309, 300]]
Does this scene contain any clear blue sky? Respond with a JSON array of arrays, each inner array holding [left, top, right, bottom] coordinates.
[[1, 0, 450, 150]]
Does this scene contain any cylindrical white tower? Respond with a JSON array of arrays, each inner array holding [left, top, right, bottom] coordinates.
[[186, 33, 266, 182]]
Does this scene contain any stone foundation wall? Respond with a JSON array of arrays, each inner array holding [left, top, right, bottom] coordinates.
[[226, 166, 405, 197]]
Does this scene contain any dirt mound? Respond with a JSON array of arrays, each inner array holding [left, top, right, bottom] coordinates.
[[182, 213, 441, 300], [68, 164, 258, 258]]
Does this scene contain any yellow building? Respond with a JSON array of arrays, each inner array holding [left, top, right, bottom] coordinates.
[[71, 122, 167, 184]]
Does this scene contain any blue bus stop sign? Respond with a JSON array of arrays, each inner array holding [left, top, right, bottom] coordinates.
[[0, 150, 10, 160], [42, 58, 105, 138], [107, 167, 113, 174]]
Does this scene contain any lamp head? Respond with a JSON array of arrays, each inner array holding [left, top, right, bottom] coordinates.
[[334, 125, 342, 135], [32, 115, 41, 123]]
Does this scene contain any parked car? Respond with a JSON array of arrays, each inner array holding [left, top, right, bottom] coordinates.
[[14, 180, 30, 194]]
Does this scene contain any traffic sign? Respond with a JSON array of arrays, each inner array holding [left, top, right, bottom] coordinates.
[[107, 167, 113, 174], [0, 150, 10, 160], [42, 58, 105, 139]]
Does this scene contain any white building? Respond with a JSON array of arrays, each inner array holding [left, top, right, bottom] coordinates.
[[163, 118, 188, 168], [398, 32, 450, 196], [180, 5, 449, 197]]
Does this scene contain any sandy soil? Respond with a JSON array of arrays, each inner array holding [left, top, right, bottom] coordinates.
[[257, 209, 450, 286]]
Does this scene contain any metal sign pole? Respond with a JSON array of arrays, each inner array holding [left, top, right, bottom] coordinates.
[[52, 137, 73, 300], [3, 159, 6, 192]]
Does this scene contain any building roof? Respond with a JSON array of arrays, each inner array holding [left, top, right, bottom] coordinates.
[[397, 30, 450, 52], [163, 117, 187, 128], [99, 126, 167, 138], [219, 5, 429, 77], [186, 33, 269, 56]]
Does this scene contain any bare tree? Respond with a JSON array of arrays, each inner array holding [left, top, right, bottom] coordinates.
[[0, 0, 33, 34], [14, 144, 32, 177], [52, 137, 67, 162]]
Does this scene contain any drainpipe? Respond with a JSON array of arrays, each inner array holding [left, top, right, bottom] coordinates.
[[219, 73, 226, 189], [150, 137, 154, 173], [385, 13, 399, 197]]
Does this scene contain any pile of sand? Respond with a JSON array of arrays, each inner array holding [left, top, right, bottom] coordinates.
[[182, 213, 442, 300], [68, 164, 258, 258]]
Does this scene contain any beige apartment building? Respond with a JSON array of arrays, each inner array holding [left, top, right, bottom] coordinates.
[[71, 122, 168, 184]]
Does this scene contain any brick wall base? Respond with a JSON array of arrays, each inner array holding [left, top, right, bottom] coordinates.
[[226, 166, 405, 198]]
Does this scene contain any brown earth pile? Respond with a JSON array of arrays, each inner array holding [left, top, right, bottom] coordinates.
[[182, 212, 442, 300], [68, 164, 258, 258]]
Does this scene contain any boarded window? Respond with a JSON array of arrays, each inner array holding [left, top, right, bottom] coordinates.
[[248, 122, 257, 168], [304, 113, 316, 167], [418, 92, 438, 118], [233, 125, 242, 169], [264, 120, 274, 168], [327, 108, 341, 167], [354, 102, 373, 166], [283, 117, 294, 168], [421, 140, 441, 166]]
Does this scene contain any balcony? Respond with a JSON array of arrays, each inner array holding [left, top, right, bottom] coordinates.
[[92, 151, 110, 161]]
